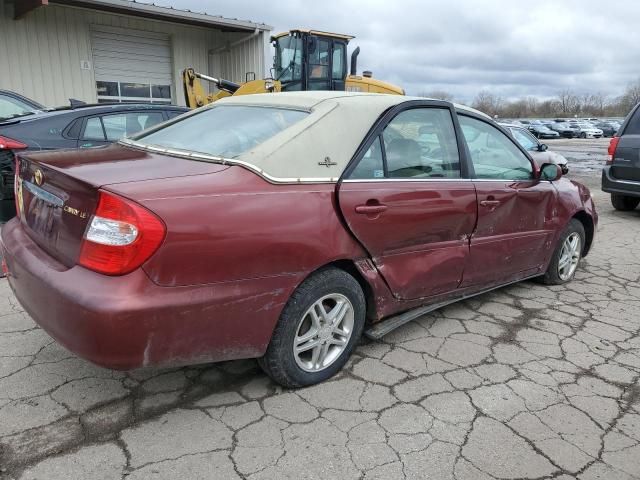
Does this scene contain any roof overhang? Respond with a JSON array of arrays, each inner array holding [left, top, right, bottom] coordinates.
[[47, 0, 272, 32], [14, 0, 48, 19], [271, 29, 355, 41]]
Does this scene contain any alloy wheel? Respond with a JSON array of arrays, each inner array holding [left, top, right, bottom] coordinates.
[[293, 293, 354, 372], [558, 232, 581, 281]]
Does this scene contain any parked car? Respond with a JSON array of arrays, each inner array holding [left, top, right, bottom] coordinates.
[[602, 102, 640, 211], [0, 103, 188, 220], [527, 124, 560, 139], [570, 122, 603, 139], [549, 122, 578, 138], [501, 123, 568, 174], [594, 122, 619, 138], [2, 92, 597, 387], [0, 90, 44, 121]]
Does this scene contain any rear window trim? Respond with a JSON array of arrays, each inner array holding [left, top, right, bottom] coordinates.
[[119, 137, 338, 185]]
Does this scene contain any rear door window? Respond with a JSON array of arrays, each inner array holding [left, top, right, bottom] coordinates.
[[346, 107, 461, 180], [83, 117, 106, 140], [102, 112, 165, 141]]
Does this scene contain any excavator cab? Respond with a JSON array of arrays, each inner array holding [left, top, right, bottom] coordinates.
[[182, 29, 404, 108], [272, 30, 352, 92]]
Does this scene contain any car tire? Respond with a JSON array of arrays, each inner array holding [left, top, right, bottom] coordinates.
[[258, 267, 366, 388], [539, 219, 585, 285], [611, 194, 640, 211], [580, 133, 586, 139]]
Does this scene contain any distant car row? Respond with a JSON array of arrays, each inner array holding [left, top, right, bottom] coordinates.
[[505, 118, 622, 139], [498, 122, 569, 174]]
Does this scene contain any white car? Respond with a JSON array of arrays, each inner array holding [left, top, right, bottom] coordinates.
[[570, 122, 603, 139], [500, 123, 569, 174]]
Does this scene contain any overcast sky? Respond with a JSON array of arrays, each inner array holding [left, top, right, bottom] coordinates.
[[155, 0, 639, 103]]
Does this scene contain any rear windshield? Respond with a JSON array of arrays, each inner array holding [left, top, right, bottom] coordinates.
[[624, 106, 640, 135], [134, 105, 308, 158]]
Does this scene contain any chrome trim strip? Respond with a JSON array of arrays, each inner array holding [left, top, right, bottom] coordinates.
[[118, 139, 337, 184], [342, 178, 473, 183], [23, 181, 64, 207]]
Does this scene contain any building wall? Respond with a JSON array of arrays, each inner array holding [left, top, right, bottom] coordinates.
[[211, 31, 269, 84], [0, 0, 267, 106]]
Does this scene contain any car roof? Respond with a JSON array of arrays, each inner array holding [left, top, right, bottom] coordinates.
[[177, 92, 491, 181], [216, 91, 491, 119]]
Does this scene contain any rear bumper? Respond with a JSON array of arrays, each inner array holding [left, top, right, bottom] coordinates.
[[1, 218, 297, 369], [601, 166, 640, 197]]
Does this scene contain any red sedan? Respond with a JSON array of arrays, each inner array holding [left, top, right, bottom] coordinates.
[[1, 92, 597, 387]]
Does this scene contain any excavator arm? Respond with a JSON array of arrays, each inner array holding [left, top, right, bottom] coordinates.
[[182, 68, 281, 109]]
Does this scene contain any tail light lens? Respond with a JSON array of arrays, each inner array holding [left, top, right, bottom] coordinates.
[[78, 191, 166, 275], [13, 157, 21, 219], [606, 136, 620, 165], [0, 135, 27, 150]]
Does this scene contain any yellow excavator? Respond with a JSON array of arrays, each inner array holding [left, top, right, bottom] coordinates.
[[182, 29, 405, 108]]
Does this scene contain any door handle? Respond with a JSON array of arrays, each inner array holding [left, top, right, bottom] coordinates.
[[355, 204, 388, 215], [480, 200, 501, 207]]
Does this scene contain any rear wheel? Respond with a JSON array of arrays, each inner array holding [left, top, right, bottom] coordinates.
[[258, 268, 366, 388], [540, 219, 585, 285], [611, 194, 640, 211]]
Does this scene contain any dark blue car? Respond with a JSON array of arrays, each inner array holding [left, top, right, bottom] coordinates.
[[0, 101, 188, 220]]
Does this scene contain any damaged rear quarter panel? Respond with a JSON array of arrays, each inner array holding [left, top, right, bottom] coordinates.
[[107, 165, 368, 288]]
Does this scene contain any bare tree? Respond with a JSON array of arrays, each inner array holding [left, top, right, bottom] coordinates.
[[619, 78, 640, 115], [557, 89, 580, 115], [416, 90, 455, 102], [472, 90, 504, 117]]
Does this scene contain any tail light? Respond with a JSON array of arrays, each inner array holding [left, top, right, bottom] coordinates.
[[0, 135, 27, 150], [606, 136, 620, 165], [78, 191, 166, 275], [14, 157, 21, 219]]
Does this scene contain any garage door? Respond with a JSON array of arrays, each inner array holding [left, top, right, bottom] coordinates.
[[91, 25, 173, 104]]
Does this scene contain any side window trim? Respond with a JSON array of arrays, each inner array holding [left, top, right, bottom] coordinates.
[[457, 113, 536, 181], [341, 100, 470, 181]]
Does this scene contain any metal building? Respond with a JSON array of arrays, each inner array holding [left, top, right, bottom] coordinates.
[[0, 0, 272, 107]]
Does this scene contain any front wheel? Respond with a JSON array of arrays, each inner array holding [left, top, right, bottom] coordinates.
[[258, 268, 366, 388], [611, 194, 640, 211], [540, 219, 585, 285], [580, 132, 587, 139]]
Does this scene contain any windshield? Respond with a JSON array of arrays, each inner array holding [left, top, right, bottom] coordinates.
[[133, 105, 308, 158], [0, 95, 38, 121], [511, 128, 538, 150], [274, 35, 303, 85]]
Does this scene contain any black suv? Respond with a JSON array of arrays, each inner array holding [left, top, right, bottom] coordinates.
[[0, 102, 188, 220], [602, 103, 640, 211]]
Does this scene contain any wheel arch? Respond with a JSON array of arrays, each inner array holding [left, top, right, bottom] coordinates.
[[295, 259, 382, 324], [572, 210, 594, 256]]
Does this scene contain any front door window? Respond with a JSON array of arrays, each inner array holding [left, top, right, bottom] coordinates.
[[459, 116, 533, 180]]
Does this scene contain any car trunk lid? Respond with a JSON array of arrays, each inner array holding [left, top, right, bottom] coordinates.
[[15, 144, 228, 267]]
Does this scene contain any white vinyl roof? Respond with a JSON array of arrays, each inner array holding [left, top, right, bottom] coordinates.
[[221, 92, 406, 181]]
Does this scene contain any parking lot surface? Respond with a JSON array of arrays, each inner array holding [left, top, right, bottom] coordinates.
[[1, 142, 639, 479]]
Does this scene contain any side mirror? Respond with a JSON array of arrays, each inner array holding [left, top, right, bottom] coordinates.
[[540, 163, 562, 181], [538, 143, 548, 152]]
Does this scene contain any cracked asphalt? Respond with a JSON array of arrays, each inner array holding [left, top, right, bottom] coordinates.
[[1, 168, 640, 479]]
